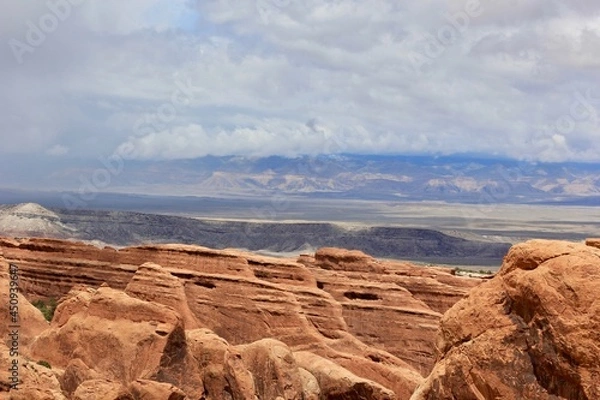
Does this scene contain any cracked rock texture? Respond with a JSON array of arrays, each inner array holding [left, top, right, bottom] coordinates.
[[411, 239, 600, 400]]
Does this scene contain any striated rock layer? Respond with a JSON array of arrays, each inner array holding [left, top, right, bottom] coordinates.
[[0, 236, 481, 398], [3, 235, 599, 398], [412, 239, 600, 400]]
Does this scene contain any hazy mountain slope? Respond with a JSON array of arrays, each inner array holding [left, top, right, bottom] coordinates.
[[0, 203, 75, 238]]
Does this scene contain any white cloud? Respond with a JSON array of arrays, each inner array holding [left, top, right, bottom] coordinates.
[[46, 144, 69, 156], [2, 0, 600, 165], [118, 120, 341, 159]]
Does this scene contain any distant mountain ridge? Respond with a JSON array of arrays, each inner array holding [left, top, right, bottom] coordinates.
[[28, 154, 599, 203], [1, 154, 599, 204]]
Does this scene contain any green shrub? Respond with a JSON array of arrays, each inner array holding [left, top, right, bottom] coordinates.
[[37, 360, 51, 369], [32, 298, 57, 322]]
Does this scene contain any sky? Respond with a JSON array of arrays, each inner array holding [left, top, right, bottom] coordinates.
[[1, 0, 600, 169]]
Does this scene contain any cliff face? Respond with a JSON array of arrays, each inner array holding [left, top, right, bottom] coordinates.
[[0, 237, 480, 399], [412, 239, 600, 400]]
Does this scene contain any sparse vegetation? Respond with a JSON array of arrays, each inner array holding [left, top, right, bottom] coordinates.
[[37, 360, 51, 369], [454, 267, 495, 276], [32, 298, 57, 322]]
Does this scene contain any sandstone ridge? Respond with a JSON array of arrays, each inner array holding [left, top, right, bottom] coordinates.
[[3, 237, 597, 398], [0, 237, 480, 399]]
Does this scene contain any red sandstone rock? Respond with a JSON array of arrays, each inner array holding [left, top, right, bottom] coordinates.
[[29, 286, 186, 384], [71, 379, 129, 400], [186, 328, 255, 399], [314, 247, 386, 273], [295, 351, 395, 399], [59, 358, 100, 398], [129, 380, 186, 400], [412, 239, 600, 400], [586, 238, 600, 249], [125, 262, 200, 330], [299, 249, 479, 374], [0, 342, 66, 400], [238, 338, 307, 399], [0, 237, 483, 398]]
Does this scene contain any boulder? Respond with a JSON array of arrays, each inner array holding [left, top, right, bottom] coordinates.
[[71, 379, 130, 400], [586, 238, 600, 249], [412, 240, 600, 399], [125, 262, 200, 329], [29, 286, 185, 384], [295, 351, 396, 400], [129, 380, 186, 400], [0, 342, 66, 400], [238, 339, 305, 399]]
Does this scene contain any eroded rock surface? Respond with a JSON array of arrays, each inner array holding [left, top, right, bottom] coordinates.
[[299, 248, 478, 374], [586, 238, 600, 249], [0, 237, 482, 398], [412, 239, 600, 400]]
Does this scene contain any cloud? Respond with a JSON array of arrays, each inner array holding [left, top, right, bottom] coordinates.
[[118, 120, 341, 159], [75, 0, 194, 35], [46, 144, 69, 156], [1, 0, 600, 171]]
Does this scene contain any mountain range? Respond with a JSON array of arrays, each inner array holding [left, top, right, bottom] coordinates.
[[3, 154, 600, 204], [54, 155, 600, 203]]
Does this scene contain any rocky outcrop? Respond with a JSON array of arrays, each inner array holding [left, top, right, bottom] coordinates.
[[0, 343, 67, 400], [412, 239, 600, 399], [586, 238, 600, 249], [124, 262, 200, 330], [0, 237, 483, 398], [295, 351, 395, 400], [6, 235, 598, 398], [8, 273, 402, 399], [299, 248, 479, 374], [29, 286, 192, 386]]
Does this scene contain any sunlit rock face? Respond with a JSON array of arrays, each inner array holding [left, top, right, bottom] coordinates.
[[0, 237, 485, 398], [412, 239, 600, 400]]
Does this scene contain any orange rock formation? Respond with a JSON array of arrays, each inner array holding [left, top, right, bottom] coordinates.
[[412, 239, 600, 399], [0, 237, 480, 398], [2, 236, 599, 398]]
